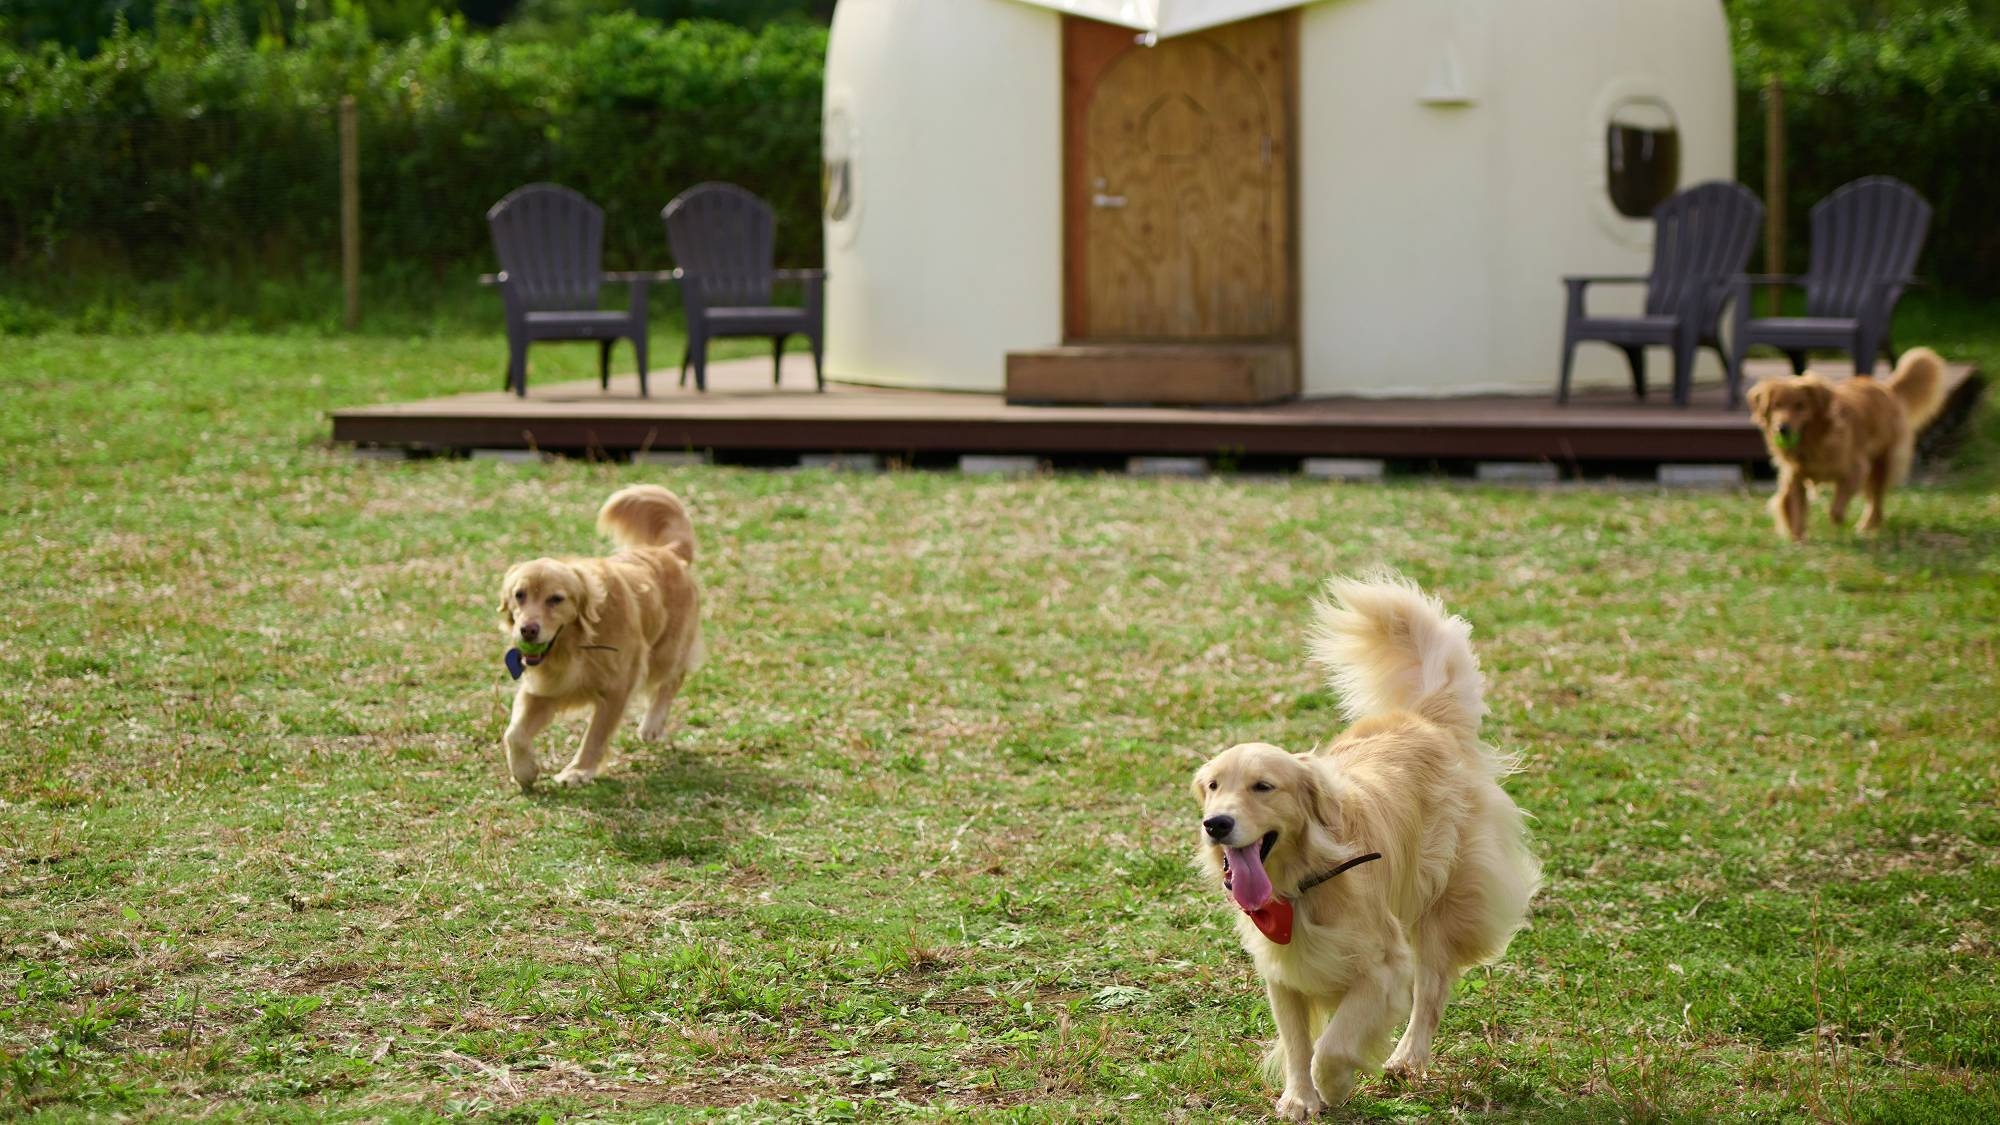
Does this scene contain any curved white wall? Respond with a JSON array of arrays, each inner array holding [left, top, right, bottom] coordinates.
[[826, 0, 1734, 397], [1296, 0, 1495, 396], [1297, 0, 1734, 396], [823, 0, 1062, 391], [1479, 0, 1736, 396]]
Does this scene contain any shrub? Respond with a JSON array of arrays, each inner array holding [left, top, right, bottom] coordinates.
[[1733, 4, 2000, 295], [5, 4, 1997, 322], [0, 13, 827, 297]]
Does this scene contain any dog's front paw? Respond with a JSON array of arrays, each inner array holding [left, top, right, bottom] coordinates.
[[549, 767, 597, 788], [1310, 1054, 1359, 1108], [1381, 1051, 1428, 1081], [1275, 1087, 1324, 1121], [507, 750, 540, 793], [637, 715, 671, 743]]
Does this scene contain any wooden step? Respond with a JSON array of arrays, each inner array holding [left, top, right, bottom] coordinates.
[[1005, 344, 1298, 406]]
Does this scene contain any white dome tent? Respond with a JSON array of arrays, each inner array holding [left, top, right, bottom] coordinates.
[[821, 0, 1734, 401]]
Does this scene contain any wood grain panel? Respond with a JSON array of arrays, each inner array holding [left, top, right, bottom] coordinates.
[[1005, 344, 1297, 404], [1067, 14, 1293, 341], [1062, 17, 1136, 341]]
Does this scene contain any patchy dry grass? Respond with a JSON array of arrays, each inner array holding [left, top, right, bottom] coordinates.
[[3, 331, 1998, 1122]]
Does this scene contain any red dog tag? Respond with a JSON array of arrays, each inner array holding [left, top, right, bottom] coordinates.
[[1246, 898, 1295, 945]]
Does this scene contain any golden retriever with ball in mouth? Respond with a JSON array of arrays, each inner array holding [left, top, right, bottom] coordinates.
[[1192, 576, 1539, 1120], [1746, 347, 1948, 543], [498, 484, 702, 792]]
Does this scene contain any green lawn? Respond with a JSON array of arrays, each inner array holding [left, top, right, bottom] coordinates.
[[3, 326, 1998, 1122]]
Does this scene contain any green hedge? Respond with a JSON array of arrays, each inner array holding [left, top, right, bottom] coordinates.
[[1733, 5, 2000, 296], [0, 13, 827, 289]]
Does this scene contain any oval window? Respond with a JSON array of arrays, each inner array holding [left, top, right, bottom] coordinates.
[[1605, 98, 1679, 219], [823, 106, 855, 223]]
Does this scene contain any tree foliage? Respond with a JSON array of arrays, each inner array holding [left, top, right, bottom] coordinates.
[[0, 0, 820, 55], [0, 13, 828, 276], [2, 2, 1997, 299], [1730, 3, 2000, 293]]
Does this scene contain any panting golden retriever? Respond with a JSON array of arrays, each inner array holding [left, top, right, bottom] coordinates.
[[497, 485, 703, 792], [1746, 347, 1947, 542], [1192, 576, 1539, 1120]]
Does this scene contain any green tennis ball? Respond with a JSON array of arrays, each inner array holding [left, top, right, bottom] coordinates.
[[516, 638, 552, 657], [1774, 431, 1800, 451]]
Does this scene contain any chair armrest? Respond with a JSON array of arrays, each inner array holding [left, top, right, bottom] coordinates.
[[799, 271, 824, 324], [1729, 274, 1815, 326], [773, 268, 827, 282], [1562, 275, 1651, 322], [604, 269, 681, 283], [483, 271, 528, 322], [673, 270, 710, 318], [1863, 276, 1925, 329]]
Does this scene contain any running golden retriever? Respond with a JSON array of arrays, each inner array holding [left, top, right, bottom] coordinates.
[[1191, 576, 1539, 1120], [497, 485, 702, 791], [1746, 347, 1947, 542]]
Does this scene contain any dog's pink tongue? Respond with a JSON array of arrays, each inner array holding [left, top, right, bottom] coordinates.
[[1227, 844, 1273, 912]]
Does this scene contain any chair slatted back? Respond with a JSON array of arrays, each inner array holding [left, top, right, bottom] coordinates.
[[663, 183, 777, 307], [1804, 176, 1931, 320], [1644, 180, 1764, 326], [487, 183, 605, 313]]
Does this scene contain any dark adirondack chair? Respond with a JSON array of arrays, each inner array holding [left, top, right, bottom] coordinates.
[[1730, 176, 1930, 381], [1558, 180, 1764, 408], [487, 183, 652, 397], [662, 183, 825, 393]]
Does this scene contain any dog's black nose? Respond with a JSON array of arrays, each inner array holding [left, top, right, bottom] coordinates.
[[1203, 814, 1235, 841], [1777, 424, 1795, 439], [520, 622, 541, 642]]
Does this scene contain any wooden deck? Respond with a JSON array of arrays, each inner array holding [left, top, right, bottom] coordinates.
[[330, 357, 1984, 465]]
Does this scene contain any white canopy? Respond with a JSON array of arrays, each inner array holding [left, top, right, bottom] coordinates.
[[1006, 0, 1311, 38]]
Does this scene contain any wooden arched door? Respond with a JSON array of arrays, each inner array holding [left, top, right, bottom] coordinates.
[[1064, 14, 1295, 342]]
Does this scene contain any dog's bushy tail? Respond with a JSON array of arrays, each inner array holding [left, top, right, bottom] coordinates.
[[1887, 346, 1947, 431], [598, 484, 696, 563], [1308, 572, 1490, 746]]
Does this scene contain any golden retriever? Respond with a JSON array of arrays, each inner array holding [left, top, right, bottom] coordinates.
[[1191, 576, 1539, 1120], [498, 484, 703, 791], [1746, 347, 1947, 542]]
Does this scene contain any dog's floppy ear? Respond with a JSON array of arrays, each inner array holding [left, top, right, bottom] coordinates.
[[1295, 754, 1345, 837], [497, 564, 523, 626], [571, 565, 608, 631], [1746, 379, 1774, 423], [1797, 374, 1835, 417]]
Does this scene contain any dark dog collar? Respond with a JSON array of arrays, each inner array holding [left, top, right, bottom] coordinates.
[[1296, 851, 1383, 894]]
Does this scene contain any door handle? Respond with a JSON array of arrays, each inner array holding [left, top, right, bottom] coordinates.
[[1092, 193, 1128, 209]]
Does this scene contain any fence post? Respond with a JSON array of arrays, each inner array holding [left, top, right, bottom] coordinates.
[[340, 95, 360, 330], [1763, 75, 1785, 318]]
